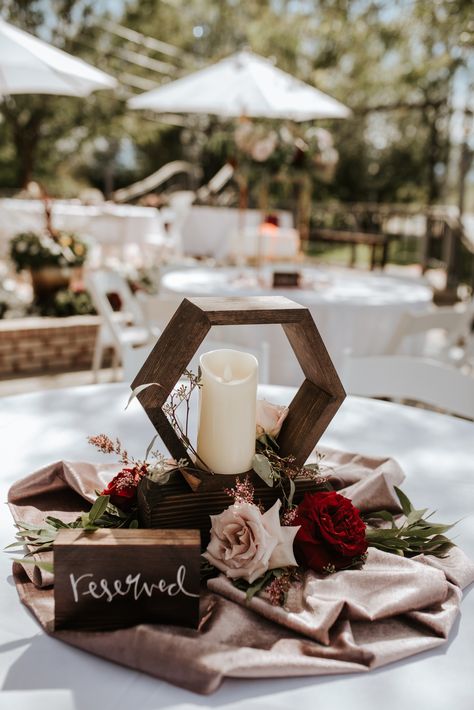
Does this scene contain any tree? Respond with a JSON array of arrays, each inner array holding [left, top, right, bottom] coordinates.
[[0, 0, 119, 190], [0, 0, 472, 207]]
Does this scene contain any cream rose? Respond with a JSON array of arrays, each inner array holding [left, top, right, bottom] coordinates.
[[256, 399, 289, 439], [203, 499, 299, 583]]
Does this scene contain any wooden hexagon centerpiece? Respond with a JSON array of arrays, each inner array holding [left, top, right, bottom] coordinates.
[[132, 296, 345, 538]]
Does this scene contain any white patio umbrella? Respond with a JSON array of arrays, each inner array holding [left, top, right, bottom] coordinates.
[[0, 17, 117, 97], [128, 49, 350, 120]]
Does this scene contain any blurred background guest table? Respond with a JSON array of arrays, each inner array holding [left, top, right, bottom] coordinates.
[[0, 198, 166, 263], [0, 383, 472, 709], [152, 266, 433, 383]]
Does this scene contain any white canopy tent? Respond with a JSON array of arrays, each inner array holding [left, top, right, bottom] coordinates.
[[128, 49, 350, 120], [0, 17, 117, 97]]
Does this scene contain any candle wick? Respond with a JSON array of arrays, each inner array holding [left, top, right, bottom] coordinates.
[[222, 364, 233, 382]]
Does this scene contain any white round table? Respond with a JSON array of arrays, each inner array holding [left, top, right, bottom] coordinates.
[[1, 384, 473, 710], [159, 266, 433, 384]]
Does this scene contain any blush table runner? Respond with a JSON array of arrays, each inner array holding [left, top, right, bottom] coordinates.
[[8, 449, 474, 695]]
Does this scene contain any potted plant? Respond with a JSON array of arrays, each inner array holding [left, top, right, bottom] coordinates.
[[9, 230, 88, 301]]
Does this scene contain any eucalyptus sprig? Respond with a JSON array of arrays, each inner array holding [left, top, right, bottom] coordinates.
[[252, 447, 329, 510], [5, 495, 139, 571], [365, 487, 455, 559], [128, 370, 209, 470], [162, 368, 209, 470]]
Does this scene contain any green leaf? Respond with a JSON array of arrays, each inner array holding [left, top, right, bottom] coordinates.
[[4, 542, 26, 550], [125, 382, 162, 410], [44, 516, 70, 529], [145, 433, 159, 461], [105, 502, 130, 519], [16, 521, 52, 532], [366, 528, 401, 539], [366, 510, 395, 523], [23, 543, 55, 555], [394, 486, 413, 516], [129, 519, 139, 529], [252, 454, 274, 487], [244, 570, 274, 601], [88, 495, 110, 524], [405, 509, 429, 526], [288, 478, 296, 507], [265, 434, 279, 450]]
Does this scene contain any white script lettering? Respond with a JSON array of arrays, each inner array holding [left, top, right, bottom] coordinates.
[[69, 565, 199, 603]]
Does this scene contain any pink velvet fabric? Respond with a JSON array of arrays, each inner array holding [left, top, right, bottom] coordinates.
[[7, 450, 474, 695]]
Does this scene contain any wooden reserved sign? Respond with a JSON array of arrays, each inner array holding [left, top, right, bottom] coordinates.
[[272, 271, 301, 288], [54, 528, 201, 631]]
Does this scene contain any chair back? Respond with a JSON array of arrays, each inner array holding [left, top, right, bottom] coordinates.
[[86, 269, 148, 349], [384, 305, 472, 359], [138, 293, 183, 332], [342, 353, 474, 420]]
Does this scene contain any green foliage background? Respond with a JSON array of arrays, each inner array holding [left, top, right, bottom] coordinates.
[[0, 0, 472, 208]]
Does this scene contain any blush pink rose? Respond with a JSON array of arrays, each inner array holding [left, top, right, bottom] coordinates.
[[203, 500, 299, 583], [256, 399, 289, 439]]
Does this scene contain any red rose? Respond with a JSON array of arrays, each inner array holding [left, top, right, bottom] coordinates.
[[101, 464, 147, 509], [293, 491, 367, 573]]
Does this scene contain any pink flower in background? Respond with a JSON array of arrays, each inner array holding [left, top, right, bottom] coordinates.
[[256, 400, 289, 439], [203, 499, 299, 583]]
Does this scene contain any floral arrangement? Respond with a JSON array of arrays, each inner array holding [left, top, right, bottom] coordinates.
[[34, 286, 96, 318], [233, 120, 339, 181], [8, 371, 455, 607], [9, 231, 88, 273]]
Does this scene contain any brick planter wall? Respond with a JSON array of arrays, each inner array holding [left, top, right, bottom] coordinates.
[[0, 316, 106, 378]]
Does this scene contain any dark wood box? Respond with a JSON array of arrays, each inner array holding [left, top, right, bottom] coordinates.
[[138, 469, 321, 545]]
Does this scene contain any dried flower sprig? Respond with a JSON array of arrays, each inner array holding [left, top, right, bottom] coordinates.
[[224, 475, 255, 505], [233, 566, 302, 604], [160, 369, 212, 471], [88, 434, 134, 466], [265, 568, 302, 606]]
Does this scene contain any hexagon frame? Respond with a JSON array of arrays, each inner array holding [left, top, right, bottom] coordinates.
[[132, 295, 346, 473]]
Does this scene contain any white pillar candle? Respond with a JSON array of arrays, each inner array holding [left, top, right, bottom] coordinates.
[[197, 349, 258, 475]]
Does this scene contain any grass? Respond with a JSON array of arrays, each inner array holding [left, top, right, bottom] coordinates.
[[306, 236, 422, 269]]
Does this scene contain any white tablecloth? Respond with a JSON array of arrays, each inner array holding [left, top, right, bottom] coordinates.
[[0, 384, 473, 709], [0, 199, 166, 261], [181, 206, 294, 259], [158, 266, 433, 383]]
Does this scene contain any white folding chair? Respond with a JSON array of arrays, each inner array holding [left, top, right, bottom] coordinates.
[[384, 303, 473, 365], [342, 353, 474, 420], [85, 269, 160, 382], [167, 191, 195, 256]]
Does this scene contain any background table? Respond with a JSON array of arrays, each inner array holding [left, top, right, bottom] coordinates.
[[158, 266, 433, 383], [180, 206, 294, 260], [1, 384, 473, 710]]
